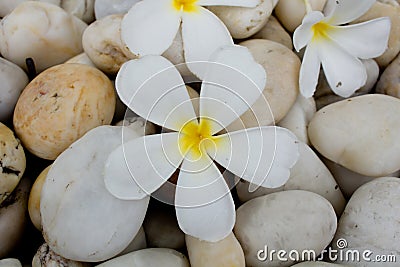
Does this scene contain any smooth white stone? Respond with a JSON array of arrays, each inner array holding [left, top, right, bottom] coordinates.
[[0, 258, 22, 267], [0, 58, 29, 122], [32, 243, 89, 267], [61, 0, 95, 23], [41, 126, 150, 262], [252, 16, 293, 49], [94, 0, 140, 20]]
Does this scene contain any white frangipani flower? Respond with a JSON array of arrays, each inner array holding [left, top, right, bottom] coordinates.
[[293, 0, 390, 98], [103, 45, 299, 242], [120, 0, 260, 78]]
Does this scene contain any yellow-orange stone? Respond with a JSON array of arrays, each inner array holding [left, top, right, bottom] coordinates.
[[13, 63, 115, 160]]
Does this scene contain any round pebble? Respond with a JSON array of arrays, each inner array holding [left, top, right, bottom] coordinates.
[[275, 0, 327, 32], [95, 248, 190, 267], [376, 52, 400, 98], [228, 39, 299, 131], [0, 1, 87, 73], [236, 142, 346, 215], [0, 178, 30, 258], [186, 233, 245, 267], [208, 0, 275, 39], [41, 126, 149, 262], [28, 165, 51, 230], [308, 94, 400, 177], [0, 258, 22, 267], [14, 63, 115, 160], [32, 243, 89, 267], [82, 14, 136, 75], [0, 123, 26, 205], [234, 190, 337, 267], [332, 177, 400, 265], [252, 16, 293, 50], [0, 58, 29, 122]]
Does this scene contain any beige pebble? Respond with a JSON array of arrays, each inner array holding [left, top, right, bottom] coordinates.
[[208, 0, 275, 39], [32, 243, 89, 267], [28, 165, 51, 230], [65, 53, 96, 67], [61, 0, 95, 24], [0, 58, 29, 122], [95, 248, 189, 267], [333, 177, 400, 266], [376, 52, 400, 98], [14, 63, 115, 160], [234, 190, 337, 267], [0, 123, 25, 205], [0, 1, 87, 73], [0, 178, 30, 258], [252, 16, 293, 50], [228, 39, 299, 131], [353, 2, 400, 67], [275, 0, 327, 32], [186, 233, 245, 267], [83, 14, 137, 75], [278, 95, 316, 144], [0, 258, 22, 267], [236, 142, 346, 215], [308, 94, 400, 177], [143, 209, 185, 250]]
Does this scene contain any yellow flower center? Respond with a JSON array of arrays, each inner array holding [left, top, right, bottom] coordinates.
[[312, 21, 333, 40], [179, 119, 215, 158], [172, 0, 198, 12]]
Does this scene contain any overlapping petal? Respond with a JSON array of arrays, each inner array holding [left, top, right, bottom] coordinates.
[[327, 18, 391, 59], [104, 133, 184, 200], [299, 42, 321, 98], [318, 39, 367, 97], [206, 126, 299, 190], [199, 45, 266, 134], [116, 56, 197, 131], [121, 0, 181, 56], [175, 156, 235, 242], [197, 0, 260, 7], [324, 0, 375, 25], [182, 7, 233, 79], [293, 11, 325, 51]]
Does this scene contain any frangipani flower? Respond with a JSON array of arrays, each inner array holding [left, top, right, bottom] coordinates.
[[121, 0, 260, 78], [293, 0, 390, 98], [104, 45, 299, 242]]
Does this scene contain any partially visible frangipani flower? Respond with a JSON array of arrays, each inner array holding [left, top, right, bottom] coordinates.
[[293, 0, 391, 98], [103, 45, 299, 242], [120, 0, 261, 78]]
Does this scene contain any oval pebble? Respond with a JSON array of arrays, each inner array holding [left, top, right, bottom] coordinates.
[[32, 243, 89, 267], [236, 142, 346, 215], [0, 1, 87, 73], [41, 126, 149, 262], [228, 39, 299, 131], [0, 58, 29, 122], [376, 52, 400, 98], [208, 0, 275, 39], [252, 16, 293, 50], [0, 258, 22, 267], [95, 248, 189, 267], [0, 123, 26, 205], [186, 233, 245, 267], [332, 177, 400, 265], [14, 63, 115, 160], [234, 190, 337, 267], [308, 94, 400, 177]]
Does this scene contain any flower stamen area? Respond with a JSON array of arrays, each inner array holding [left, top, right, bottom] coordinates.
[[179, 119, 215, 158], [172, 0, 198, 12], [312, 21, 333, 41]]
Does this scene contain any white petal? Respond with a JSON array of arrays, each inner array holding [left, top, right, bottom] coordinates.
[[207, 126, 299, 191], [116, 56, 197, 131], [121, 0, 181, 56], [175, 157, 235, 242], [327, 18, 391, 59], [197, 0, 260, 7], [318, 40, 367, 97], [293, 11, 325, 52], [104, 133, 183, 200], [324, 0, 375, 25], [199, 45, 266, 134], [181, 7, 233, 79], [299, 43, 321, 98]]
